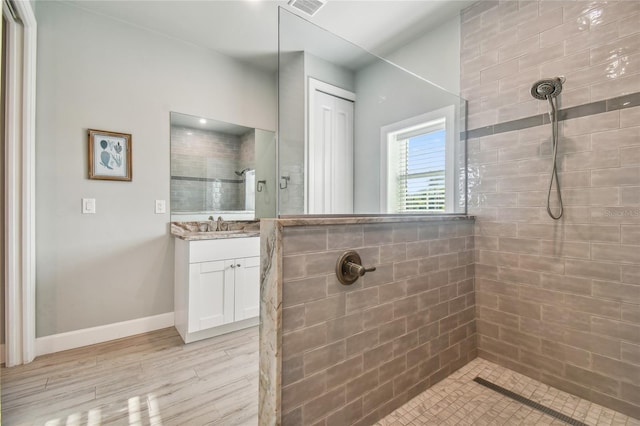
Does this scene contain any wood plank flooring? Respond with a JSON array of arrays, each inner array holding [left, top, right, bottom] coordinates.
[[1, 326, 259, 425]]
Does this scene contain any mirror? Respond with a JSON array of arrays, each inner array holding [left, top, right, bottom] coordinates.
[[170, 112, 276, 221], [278, 8, 467, 216]]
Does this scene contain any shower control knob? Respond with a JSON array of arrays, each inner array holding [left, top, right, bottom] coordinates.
[[336, 250, 376, 285]]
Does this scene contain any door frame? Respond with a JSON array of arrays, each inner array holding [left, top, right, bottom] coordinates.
[[305, 78, 355, 214], [3, 0, 37, 366]]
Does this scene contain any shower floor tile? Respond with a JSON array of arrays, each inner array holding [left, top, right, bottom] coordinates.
[[375, 358, 640, 426]]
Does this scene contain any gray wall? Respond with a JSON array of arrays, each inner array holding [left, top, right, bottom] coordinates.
[[462, 0, 640, 418], [386, 15, 461, 95], [35, 2, 276, 337]]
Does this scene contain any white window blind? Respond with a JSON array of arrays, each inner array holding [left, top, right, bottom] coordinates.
[[395, 123, 446, 212]]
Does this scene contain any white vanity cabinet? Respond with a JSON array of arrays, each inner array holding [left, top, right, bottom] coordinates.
[[174, 236, 260, 343]]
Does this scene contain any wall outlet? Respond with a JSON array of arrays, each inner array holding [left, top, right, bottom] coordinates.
[[155, 200, 166, 214], [82, 198, 96, 214]]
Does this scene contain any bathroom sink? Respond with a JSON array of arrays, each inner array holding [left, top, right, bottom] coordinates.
[[170, 221, 260, 240]]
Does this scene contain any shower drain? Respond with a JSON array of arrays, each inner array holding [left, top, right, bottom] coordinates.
[[473, 377, 588, 426]]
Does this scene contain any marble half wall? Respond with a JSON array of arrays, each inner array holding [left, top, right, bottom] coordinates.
[[259, 216, 476, 425]]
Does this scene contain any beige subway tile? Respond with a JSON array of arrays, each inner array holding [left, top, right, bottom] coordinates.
[[590, 206, 640, 225], [519, 350, 564, 376], [327, 312, 364, 343], [283, 355, 305, 386], [346, 287, 380, 314], [363, 224, 394, 246], [592, 73, 640, 102], [517, 223, 562, 239], [462, 49, 499, 75], [517, 191, 547, 207], [591, 33, 640, 66], [620, 106, 640, 129], [478, 250, 519, 267], [621, 147, 640, 167], [593, 280, 640, 304], [305, 250, 344, 277], [499, 295, 542, 320], [305, 294, 345, 326], [379, 318, 407, 344], [622, 265, 640, 285], [541, 339, 591, 368], [282, 371, 327, 410], [619, 11, 640, 38], [362, 342, 394, 372], [346, 370, 379, 405], [304, 341, 346, 376], [479, 335, 519, 358], [499, 237, 541, 254], [592, 243, 640, 264], [592, 167, 640, 187], [379, 355, 407, 384], [592, 127, 640, 151], [480, 57, 520, 83], [499, 327, 541, 352], [621, 381, 640, 407], [564, 110, 620, 137], [283, 276, 328, 307], [302, 386, 346, 425], [362, 380, 394, 416], [561, 330, 620, 359], [393, 260, 420, 280], [565, 224, 620, 242], [518, 6, 564, 40], [283, 323, 327, 359], [327, 225, 363, 250], [540, 273, 591, 296], [592, 317, 640, 344], [476, 264, 499, 280], [326, 399, 362, 426], [498, 100, 540, 122], [557, 170, 591, 188], [542, 304, 591, 331], [283, 227, 327, 255], [498, 266, 541, 286], [498, 175, 545, 192], [622, 302, 640, 323], [593, 354, 640, 383], [379, 243, 407, 263], [499, 207, 544, 222], [283, 305, 306, 333], [362, 263, 394, 288], [346, 329, 379, 358], [519, 254, 565, 274], [539, 239, 590, 259], [622, 225, 640, 245], [565, 259, 620, 281], [621, 342, 640, 365], [565, 364, 620, 396], [564, 294, 621, 319], [519, 285, 564, 305], [283, 254, 308, 281], [566, 20, 620, 54], [563, 150, 620, 172], [393, 223, 418, 243], [479, 306, 519, 329], [326, 356, 364, 390], [393, 295, 419, 319]]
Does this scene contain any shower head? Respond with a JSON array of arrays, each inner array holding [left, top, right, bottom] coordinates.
[[531, 77, 564, 100], [235, 168, 251, 176]]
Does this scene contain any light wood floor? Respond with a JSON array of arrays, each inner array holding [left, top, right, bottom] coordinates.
[[1, 326, 259, 426]]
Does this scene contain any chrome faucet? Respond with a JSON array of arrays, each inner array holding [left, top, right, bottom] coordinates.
[[216, 216, 227, 231]]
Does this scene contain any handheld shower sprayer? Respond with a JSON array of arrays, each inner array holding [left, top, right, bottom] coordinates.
[[531, 76, 565, 220]]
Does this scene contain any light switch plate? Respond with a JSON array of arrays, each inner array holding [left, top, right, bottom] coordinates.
[[155, 200, 166, 214], [82, 198, 96, 214]]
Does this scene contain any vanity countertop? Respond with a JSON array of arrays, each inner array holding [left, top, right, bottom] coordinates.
[[171, 221, 260, 241]]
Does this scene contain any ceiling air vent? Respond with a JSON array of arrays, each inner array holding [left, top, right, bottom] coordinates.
[[287, 0, 327, 16]]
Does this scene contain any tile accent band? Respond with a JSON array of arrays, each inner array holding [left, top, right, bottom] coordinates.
[[473, 377, 589, 426], [464, 91, 640, 139], [171, 175, 243, 184]]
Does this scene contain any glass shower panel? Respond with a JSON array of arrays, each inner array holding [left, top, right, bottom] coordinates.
[[278, 8, 467, 216]]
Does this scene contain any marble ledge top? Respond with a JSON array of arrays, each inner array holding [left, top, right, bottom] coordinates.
[[270, 214, 475, 227], [171, 221, 260, 241]]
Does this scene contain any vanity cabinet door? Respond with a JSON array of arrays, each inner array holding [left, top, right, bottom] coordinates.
[[188, 259, 235, 332], [233, 256, 260, 321]]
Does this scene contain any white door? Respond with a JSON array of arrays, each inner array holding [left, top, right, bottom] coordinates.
[[309, 88, 354, 214], [188, 260, 234, 332], [233, 256, 260, 321]]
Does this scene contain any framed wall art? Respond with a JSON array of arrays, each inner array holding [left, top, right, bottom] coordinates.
[[88, 129, 132, 181]]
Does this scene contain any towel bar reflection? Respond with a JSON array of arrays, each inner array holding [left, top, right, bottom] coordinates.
[[257, 180, 266, 192], [280, 175, 290, 189]]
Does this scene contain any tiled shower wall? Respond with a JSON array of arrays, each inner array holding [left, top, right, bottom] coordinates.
[[171, 126, 254, 211], [280, 219, 476, 425], [461, 0, 640, 418]]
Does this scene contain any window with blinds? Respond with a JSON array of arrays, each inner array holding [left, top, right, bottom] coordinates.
[[395, 124, 446, 212], [382, 106, 456, 214]]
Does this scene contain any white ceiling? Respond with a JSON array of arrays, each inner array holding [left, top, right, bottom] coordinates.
[[61, 0, 474, 72]]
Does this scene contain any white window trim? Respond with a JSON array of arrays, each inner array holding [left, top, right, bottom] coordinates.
[[380, 105, 456, 214], [305, 77, 355, 214]]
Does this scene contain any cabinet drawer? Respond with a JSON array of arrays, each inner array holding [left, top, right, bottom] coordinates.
[[190, 237, 260, 263]]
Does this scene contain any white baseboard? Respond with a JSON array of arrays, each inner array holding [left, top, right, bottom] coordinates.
[[35, 312, 175, 357]]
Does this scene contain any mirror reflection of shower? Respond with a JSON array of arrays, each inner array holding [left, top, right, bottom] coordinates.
[[531, 76, 565, 220]]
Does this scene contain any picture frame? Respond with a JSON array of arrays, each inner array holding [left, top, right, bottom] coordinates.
[[88, 129, 132, 181]]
